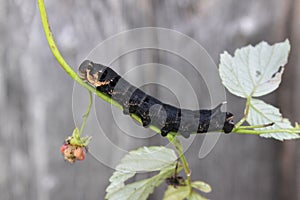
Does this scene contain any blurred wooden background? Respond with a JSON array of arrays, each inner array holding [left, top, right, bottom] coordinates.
[[0, 0, 299, 199]]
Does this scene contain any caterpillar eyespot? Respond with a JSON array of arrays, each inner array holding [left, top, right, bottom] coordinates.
[[78, 60, 235, 138]]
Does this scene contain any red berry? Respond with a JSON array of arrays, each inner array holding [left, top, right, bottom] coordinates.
[[74, 147, 85, 161], [60, 144, 69, 154]]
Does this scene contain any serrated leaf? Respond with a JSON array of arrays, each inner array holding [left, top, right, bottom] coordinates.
[[116, 146, 177, 172], [247, 99, 300, 141], [189, 191, 208, 200], [106, 166, 174, 200], [106, 171, 135, 193], [163, 186, 190, 200], [106, 146, 178, 200], [109, 171, 135, 184], [219, 40, 290, 98], [191, 181, 212, 193]]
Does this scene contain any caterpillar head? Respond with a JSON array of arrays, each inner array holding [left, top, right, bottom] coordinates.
[[78, 60, 109, 87], [78, 60, 94, 81]]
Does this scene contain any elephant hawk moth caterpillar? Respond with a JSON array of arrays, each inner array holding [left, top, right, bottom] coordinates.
[[78, 60, 234, 138]]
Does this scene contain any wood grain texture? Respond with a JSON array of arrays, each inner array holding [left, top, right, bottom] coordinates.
[[0, 0, 298, 200]]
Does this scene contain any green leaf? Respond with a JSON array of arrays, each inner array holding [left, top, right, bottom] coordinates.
[[247, 99, 300, 141], [106, 166, 175, 200], [219, 40, 290, 98], [191, 181, 212, 193], [116, 146, 178, 172], [163, 186, 190, 200], [106, 171, 135, 194], [106, 146, 178, 200], [189, 191, 208, 200]]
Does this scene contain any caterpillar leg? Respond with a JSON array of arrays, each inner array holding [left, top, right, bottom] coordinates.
[[122, 107, 130, 115], [121, 99, 130, 115], [161, 127, 171, 137], [159, 105, 182, 137], [141, 116, 151, 127]]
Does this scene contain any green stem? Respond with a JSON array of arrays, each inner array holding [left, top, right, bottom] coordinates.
[[233, 128, 299, 135], [79, 91, 93, 136], [167, 135, 192, 188], [236, 123, 274, 129], [235, 97, 251, 128], [37, 0, 122, 110]]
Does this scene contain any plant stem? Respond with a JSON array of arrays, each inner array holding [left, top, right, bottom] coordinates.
[[37, 0, 122, 110], [233, 128, 299, 135], [235, 97, 251, 128], [235, 123, 275, 129], [167, 135, 192, 188], [79, 91, 93, 136]]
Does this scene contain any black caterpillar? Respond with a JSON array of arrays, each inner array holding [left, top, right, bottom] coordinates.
[[78, 60, 234, 138]]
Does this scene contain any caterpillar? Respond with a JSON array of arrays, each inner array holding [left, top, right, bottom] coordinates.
[[78, 60, 234, 138]]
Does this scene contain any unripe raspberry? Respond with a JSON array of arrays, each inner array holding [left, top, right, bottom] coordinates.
[[64, 146, 74, 158], [74, 147, 85, 161], [60, 144, 69, 154]]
